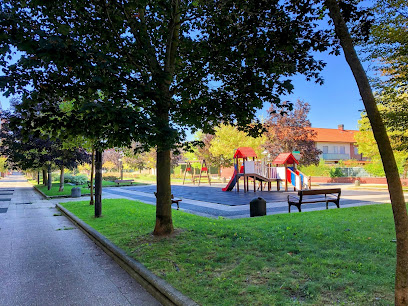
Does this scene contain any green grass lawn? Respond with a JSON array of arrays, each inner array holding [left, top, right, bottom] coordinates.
[[61, 199, 396, 305], [33, 180, 144, 197]]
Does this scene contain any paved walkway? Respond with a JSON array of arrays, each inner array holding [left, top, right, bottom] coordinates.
[[102, 182, 405, 219], [0, 173, 160, 306]]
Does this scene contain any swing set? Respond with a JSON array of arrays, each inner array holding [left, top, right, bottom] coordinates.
[[182, 160, 211, 185]]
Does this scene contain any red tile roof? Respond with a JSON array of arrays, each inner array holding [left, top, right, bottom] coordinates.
[[273, 153, 299, 165], [307, 127, 357, 143], [233, 147, 258, 158]]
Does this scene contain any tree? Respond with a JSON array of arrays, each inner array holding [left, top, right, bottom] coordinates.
[[102, 161, 116, 173], [361, 0, 408, 92], [209, 124, 267, 166], [0, 110, 90, 191], [1, 1, 333, 235], [355, 109, 408, 177], [263, 100, 321, 165], [103, 149, 122, 170], [325, 0, 408, 302]]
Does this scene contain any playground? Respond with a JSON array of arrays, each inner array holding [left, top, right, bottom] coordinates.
[[102, 147, 403, 217]]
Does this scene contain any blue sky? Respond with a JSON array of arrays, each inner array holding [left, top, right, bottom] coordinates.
[[1, 49, 364, 132], [257, 51, 364, 131]]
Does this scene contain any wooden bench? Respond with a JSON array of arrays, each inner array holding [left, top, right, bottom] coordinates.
[[287, 188, 341, 213], [87, 181, 95, 189], [114, 179, 134, 186], [171, 194, 182, 210], [154, 192, 182, 210]]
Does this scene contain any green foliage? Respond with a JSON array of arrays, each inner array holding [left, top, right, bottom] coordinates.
[[209, 124, 266, 166], [362, 0, 408, 92], [364, 159, 385, 177], [0, 157, 8, 173], [51, 172, 60, 182], [298, 160, 331, 177], [61, 200, 396, 304], [329, 167, 344, 178], [103, 175, 118, 182], [64, 174, 88, 185]]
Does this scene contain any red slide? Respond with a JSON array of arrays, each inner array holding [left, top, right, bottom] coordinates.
[[222, 168, 238, 191]]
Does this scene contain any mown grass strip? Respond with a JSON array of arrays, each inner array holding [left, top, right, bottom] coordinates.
[[61, 199, 396, 305], [32, 181, 144, 197]]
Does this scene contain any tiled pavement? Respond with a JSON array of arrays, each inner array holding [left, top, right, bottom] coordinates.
[[102, 182, 402, 219], [0, 173, 160, 306]]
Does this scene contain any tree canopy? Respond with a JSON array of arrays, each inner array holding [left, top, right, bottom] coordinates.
[[0, 0, 333, 234], [263, 100, 321, 166]]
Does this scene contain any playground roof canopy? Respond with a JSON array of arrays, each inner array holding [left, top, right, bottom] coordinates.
[[233, 147, 257, 159], [273, 153, 299, 165]]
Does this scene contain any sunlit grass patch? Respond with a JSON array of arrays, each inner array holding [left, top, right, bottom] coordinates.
[[61, 199, 396, 305]]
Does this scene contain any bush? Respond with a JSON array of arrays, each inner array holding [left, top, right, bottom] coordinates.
[[298, 160, 331, 177], [64, 174, 74, 183], [51, 172, 60, 182], [64, 174, 88, 185], [103, 175, 118, 181], [329, 168, 344, 178]]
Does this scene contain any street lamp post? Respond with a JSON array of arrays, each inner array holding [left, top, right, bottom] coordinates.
[[118, 158, 123, 180]]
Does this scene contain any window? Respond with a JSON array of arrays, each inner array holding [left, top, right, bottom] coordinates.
[[340, 146, 345, 154], [354, 146, 359, 155], [323, 146, 328, 154], [333, 146, 338, 153]]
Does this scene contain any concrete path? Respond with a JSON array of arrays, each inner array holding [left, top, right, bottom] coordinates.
[[102, 182, 406, 219], [0, 173, 160, 306]]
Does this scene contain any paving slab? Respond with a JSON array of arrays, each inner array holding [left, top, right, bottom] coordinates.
[[0, 173, 160, 306], [101, 182, 405, 219]]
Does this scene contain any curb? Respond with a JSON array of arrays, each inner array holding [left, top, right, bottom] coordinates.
[[56, 204, 197, 306], [33, 186, 91, 199]]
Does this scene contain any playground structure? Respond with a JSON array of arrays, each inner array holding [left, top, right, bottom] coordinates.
[[182, 160, 211, 186], [222, 147, 310, 192]]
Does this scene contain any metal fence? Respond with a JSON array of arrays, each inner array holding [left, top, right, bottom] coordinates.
[[339, 167, 372, 177]]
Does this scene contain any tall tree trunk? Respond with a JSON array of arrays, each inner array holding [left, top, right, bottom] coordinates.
[[59, 165, 64, 192], [325, 0, 408, 303], [90, 148, 95, 206], [154, 149, 173, 235], [47, 164, 52, 190], [152, 0, 179, 236], [43, 168, 48, 186], [37, 171, 40, 185], [94, 150, 103, 217]]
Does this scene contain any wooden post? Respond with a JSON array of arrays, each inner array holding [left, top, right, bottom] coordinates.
[[94, 150, 103, 218], [47, 164, 52, 190], [285, 165, 288, 192]]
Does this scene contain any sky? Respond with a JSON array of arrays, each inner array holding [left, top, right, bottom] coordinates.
[[256, 50, 365, 131], [0, 49, 365, 133]]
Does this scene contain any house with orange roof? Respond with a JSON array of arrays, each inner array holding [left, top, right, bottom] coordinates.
[[307, 124, 366, 164]]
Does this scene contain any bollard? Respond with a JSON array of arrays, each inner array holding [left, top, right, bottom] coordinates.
[[250, 197, 266, 217], [71, 187, 81, 198]]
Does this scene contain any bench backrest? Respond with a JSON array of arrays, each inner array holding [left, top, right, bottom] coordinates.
[[299, 188, 341, 196]]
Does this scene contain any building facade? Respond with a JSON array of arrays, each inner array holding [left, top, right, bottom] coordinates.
[[308, 124, 366, 163]]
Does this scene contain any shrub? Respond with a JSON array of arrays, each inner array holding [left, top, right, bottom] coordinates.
[[103, 175, 118, 181], [64, 174, 74, 183], [51, 172, 60, 182], [329, 168, 344, 178], [298, 159, 331, 177], [64, 174, 88, 185]]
